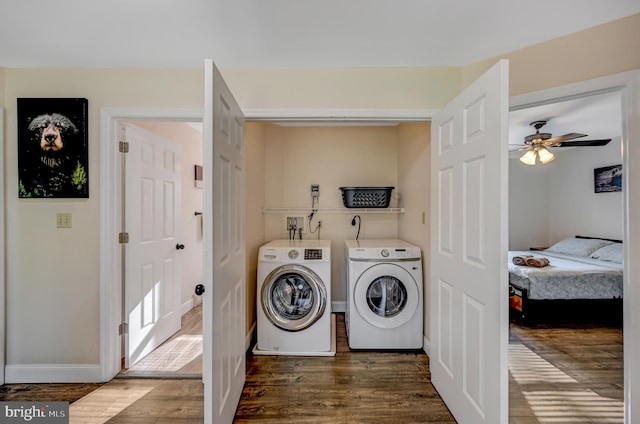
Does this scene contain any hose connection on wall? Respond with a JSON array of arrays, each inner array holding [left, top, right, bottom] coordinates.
[[308, 184, 322, 239]]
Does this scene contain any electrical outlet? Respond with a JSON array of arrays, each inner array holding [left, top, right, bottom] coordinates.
[[56, 213, 72, 228], [311, 184, 319, 198]]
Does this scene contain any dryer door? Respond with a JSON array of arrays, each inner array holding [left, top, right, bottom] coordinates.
[[354, 262, 419, 329], [261, 264, 327, 332]]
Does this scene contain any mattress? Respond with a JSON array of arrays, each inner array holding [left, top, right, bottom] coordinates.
[[508, 250, 623, 300]]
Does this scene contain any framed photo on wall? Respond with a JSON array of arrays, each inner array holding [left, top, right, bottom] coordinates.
[[17, 97, 89, 198], [594, 164, 622, 193]]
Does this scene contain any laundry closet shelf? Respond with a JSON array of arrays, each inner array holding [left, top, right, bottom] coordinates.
[[262, 207, 404, 214]]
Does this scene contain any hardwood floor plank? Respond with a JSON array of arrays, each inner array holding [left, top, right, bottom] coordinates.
[[235, 314, 455, 423], [0, 383, 103, 403]]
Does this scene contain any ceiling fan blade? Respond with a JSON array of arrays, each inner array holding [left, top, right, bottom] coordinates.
[[508, 144, 529, 151], [544, 132, 587, 145], [556, 139, 612, 147]]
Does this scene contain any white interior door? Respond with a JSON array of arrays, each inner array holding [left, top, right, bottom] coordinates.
[[0, 108, 5, 386], [430, 59, 509, 424], [124, 124, 182, 367], [203, 60, 246, 423], [623, 72, 640, 424]]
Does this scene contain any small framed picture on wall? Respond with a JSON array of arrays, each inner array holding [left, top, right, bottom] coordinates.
[[17, 97, 89, 198], [594, 164, 622, 193]]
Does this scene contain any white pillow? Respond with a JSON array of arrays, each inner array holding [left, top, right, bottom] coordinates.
[[590, 243, 623, 263], [546, 237, 614, 257]]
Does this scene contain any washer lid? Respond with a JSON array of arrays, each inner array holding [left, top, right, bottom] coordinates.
[[354, 263, 419, 329]]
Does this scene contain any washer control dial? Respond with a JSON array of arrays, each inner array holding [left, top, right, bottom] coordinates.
[[380, 249, 390, 258], [288, 249, 299, 260]]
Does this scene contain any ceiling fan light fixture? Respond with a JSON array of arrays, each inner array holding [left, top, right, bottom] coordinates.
[[519, 149, 537, 165], [538, 147, 555, 164]]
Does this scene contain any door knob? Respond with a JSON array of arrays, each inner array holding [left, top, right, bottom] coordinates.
[[176, 244, 185, 250], [195, 284, 205, 296]]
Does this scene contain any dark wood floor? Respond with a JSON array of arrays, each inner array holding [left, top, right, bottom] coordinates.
[[0, 312, 623, 423], [235, 313, 455, 423]]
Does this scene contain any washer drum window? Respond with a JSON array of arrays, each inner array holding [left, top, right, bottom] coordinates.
[[261, 265, 327, 332], [366, 276, 408, 318], [354, 263, 419, 329]]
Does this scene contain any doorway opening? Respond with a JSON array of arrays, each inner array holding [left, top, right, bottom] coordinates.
[[115, 120, 204, 379], [507, 89, 625, 422]]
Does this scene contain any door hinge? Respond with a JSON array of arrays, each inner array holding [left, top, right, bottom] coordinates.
[[119, 141, 129, 153], [119, 232, 129, 244], [119, 323, 129, 336]]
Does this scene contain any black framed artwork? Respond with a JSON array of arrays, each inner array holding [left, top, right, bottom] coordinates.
[[17, 98, 89, 198], [594, 164, 622, 193]]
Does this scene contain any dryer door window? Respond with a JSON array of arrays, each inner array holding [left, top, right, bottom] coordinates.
[[354, 263, 419, 329], [262, 265, 327, 332], [366, 276, 408, 318]]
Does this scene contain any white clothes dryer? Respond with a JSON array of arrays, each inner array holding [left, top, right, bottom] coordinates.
[[345, 239, 423, 349], [255, 239, 335, 356]]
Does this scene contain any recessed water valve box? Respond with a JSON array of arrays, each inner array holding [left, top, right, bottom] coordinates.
[[286, 216, 304, 231]]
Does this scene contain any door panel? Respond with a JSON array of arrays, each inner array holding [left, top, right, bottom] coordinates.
[[125, 124, 182, 367], [203, 60, 246, 424], [430, 60, 509, 424]]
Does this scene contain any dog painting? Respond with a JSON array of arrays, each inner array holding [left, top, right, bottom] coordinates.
[[18, 98, 88, 198]]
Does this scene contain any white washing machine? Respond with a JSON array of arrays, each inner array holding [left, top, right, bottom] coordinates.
[[255, 239, 335, 356], [345, 239, 423, 349]]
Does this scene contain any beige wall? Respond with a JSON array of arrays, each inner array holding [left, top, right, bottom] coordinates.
[[262, 124, 402, 303], [245, 123, 267, 332], [397, 122, 431, 340], [463, 13, 640, 96], [222, 67, 461, 110]]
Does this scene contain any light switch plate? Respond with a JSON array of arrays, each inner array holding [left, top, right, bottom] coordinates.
[[57, 213, 72, 228]]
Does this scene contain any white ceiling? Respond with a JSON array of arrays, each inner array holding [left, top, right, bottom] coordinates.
[[0, 1, 638, 69], [508, 90, 622, 158], [0, 1, 631, 151]]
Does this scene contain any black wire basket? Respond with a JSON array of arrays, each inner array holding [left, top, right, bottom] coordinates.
[[339, 187, 394, 208]]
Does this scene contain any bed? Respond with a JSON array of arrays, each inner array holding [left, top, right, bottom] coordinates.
[[509, 236, 623, 324]]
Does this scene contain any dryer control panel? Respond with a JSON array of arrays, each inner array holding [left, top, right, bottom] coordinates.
[[348, 246, 421, 260]]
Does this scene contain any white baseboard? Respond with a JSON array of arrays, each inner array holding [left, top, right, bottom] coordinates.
[[5, 364, 104, 384], [423, 335, 431, 357], [331, 301, 346, 313], [182, 295, 203, 316], [181, 298, 193, 316]]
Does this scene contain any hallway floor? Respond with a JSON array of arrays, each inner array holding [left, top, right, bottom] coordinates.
[[0, 311, 623, 423]]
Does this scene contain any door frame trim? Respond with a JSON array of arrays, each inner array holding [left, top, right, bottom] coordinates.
[[99, 108, 204, 380], [0, 108, 5, 386], [509, 69, 640, 423]]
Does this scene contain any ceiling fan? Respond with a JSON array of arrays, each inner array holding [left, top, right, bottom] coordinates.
[[512, 120, 611, 165]]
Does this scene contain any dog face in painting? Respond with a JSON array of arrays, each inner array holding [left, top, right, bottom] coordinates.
[[28, 113, 78, 165]]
